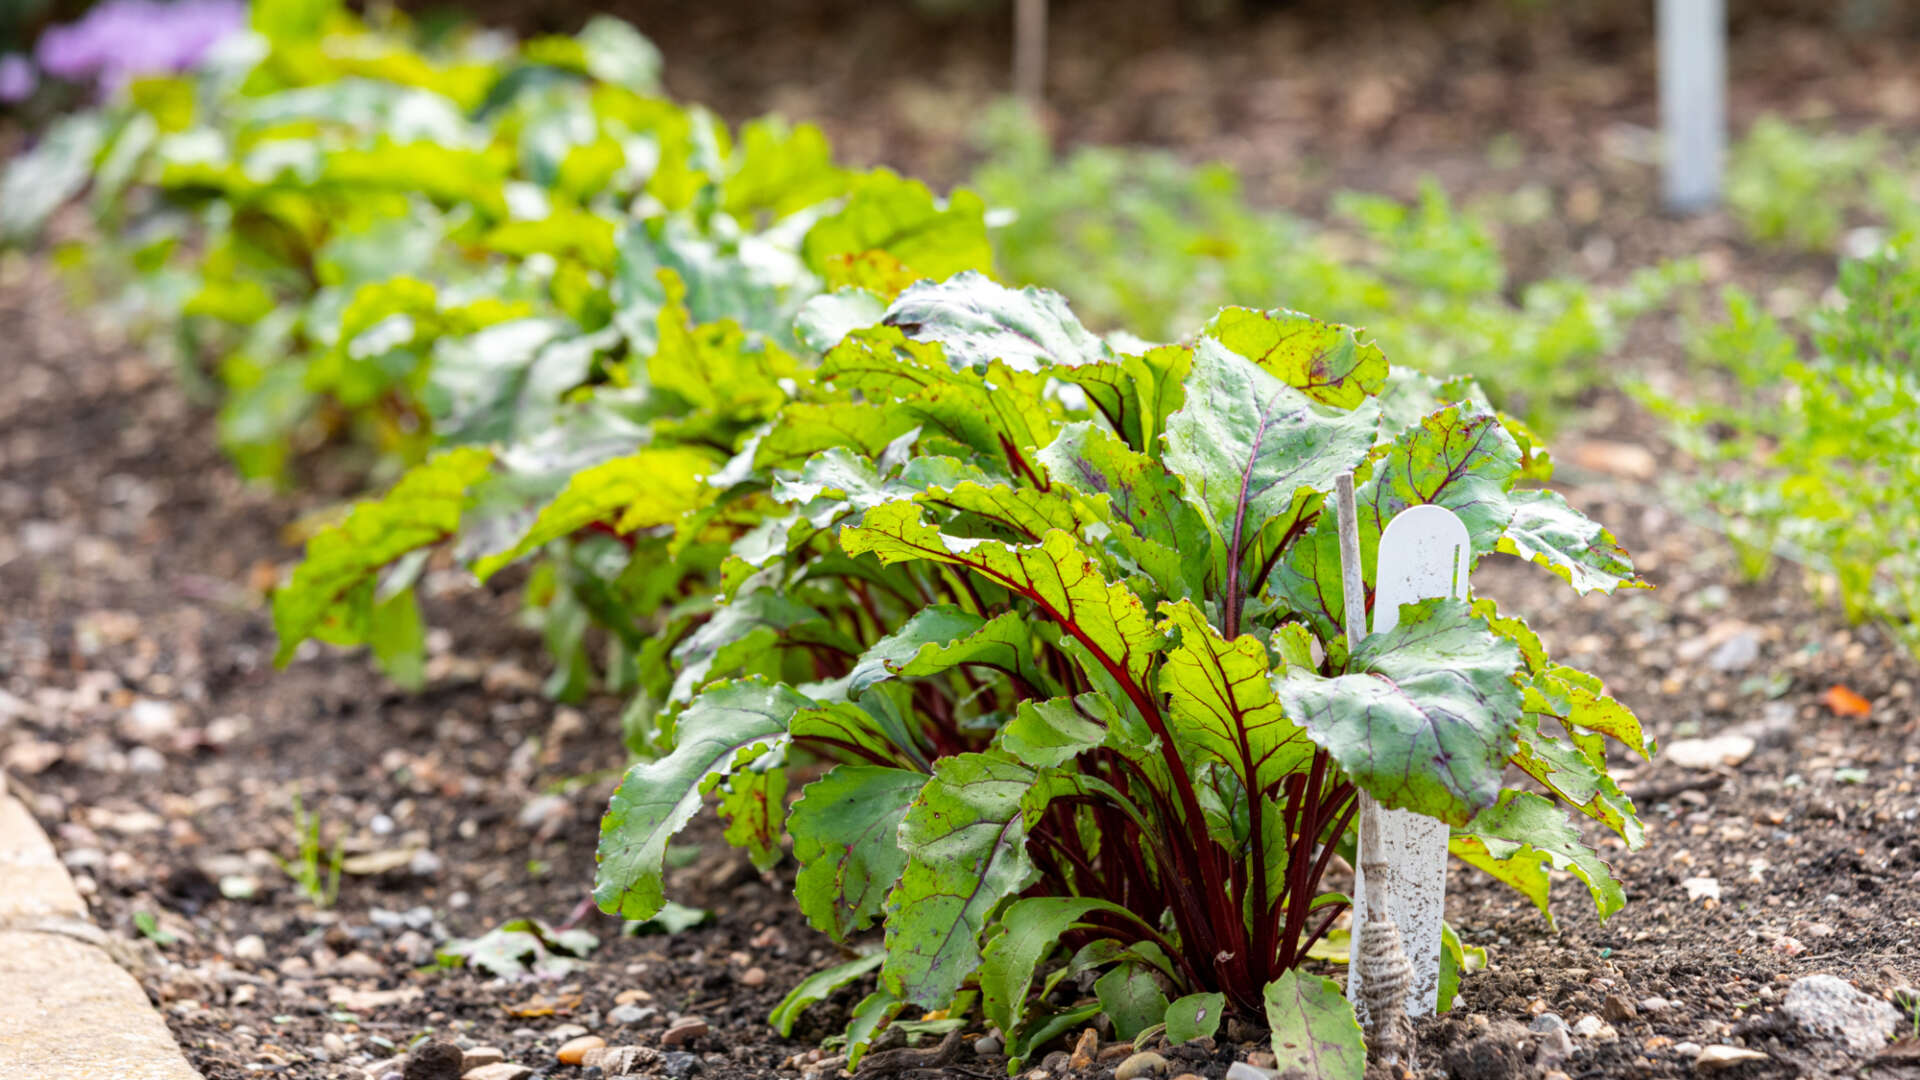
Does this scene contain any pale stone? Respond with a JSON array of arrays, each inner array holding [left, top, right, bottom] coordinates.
[[0, 930, 203, 1080]]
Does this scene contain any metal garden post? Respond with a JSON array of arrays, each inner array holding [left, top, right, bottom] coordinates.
[[1658, 0, 1726, 212]]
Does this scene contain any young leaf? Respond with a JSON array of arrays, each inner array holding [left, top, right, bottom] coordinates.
[[997, 696, 1107, 768], [1164, 991, 1227, 1045], [1058, 345, 1194, 459], [789, 765, 927, 940], [1274, 598, 1524, 825], [594, 680, 802, 919], [273, 447, 494, 664], [768, 953, 884, 1037], [1096, 962, 1171, 1041], [1263, 969, 1367, 1080], [833, 606, 1044, 700], [979, 896, 1120, 1038], [843, 990, 906, 1071]]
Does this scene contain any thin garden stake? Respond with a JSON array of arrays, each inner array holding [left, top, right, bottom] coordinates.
[[1333, 474, 1412, 1058]]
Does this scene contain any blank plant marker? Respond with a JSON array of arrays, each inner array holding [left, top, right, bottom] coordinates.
[[1345, 502, 1470, 1020]]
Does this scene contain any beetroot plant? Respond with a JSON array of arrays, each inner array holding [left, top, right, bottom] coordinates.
[[591, 275, 1651, 1072]]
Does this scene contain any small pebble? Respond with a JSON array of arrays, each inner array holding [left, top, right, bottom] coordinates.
[[607, 1003, 654, 1026], [660, 1019, 708, 1047], [402, 1040, 464, 1080], [738, 966, 767, 988], [1114, 1050, 1169, 1080], [463, 1066, 533, 1080], [973, 1034, 1003, 1057], [660, 1051, 703, 1078], [558, 1036, 606, 1065], [462, 1047, 505, 1072]]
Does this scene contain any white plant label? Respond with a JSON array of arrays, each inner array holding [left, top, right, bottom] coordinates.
[[1346, 503, 1470, 1020]]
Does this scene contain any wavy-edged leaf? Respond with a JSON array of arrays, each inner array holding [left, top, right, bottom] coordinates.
[[1163, 337, 1379, 590], [593, 680, 801, 919], [790, 765, 926, 939], [1273, 598, 1523, 825], [980, 896, 1124, 1038], [1059, 345, 1194, 460], [882, 272, 1111, 372], [998, 695, 1106, 768], [843, 503, 1163, 699], [1156, 599, 1313, 793], [768, 953, 885, 1037], [1452, 790, 1626, 923], [1039, 421, 1211, 596], [273, 447, 494, 664], [822, 326, 1055, 468], [1510, 714, 1644, 848], [795, 287, 887, 354], [1264, 968, 1366, 1080], [1203, 307, 1388, 409], [881, 754, 1057, 1007], [1496, 488, 1641, 594], [835, 606, 1044, 700], [801, 169, 992, 282], [474, 445, 719, 580]]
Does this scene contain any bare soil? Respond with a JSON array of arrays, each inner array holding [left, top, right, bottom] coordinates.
[[1, 2, 1917, 1079]]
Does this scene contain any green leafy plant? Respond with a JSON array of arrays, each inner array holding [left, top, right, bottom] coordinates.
[[580, 276, 1650, 1070], [1647, 234, 1920, 655], [1725, 115, 1910, 253], [277, 790, 343, 908], [971, 102, 1691, 426]]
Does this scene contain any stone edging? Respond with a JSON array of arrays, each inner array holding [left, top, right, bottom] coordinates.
[[0, 770, 205, 1080]]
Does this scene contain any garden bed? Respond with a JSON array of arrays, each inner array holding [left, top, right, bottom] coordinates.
[[2, 2, 1918, 1079]]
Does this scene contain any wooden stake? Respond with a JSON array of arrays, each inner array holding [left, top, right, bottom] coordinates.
[[1658, 0, 1725, 212]]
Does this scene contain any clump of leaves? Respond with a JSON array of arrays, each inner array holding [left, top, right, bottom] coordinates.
[[1726, 115, 1913, 253], [438, 918, 598, 978], [589, 276, 1650, 1072], [1646, 234, 1920, 656]]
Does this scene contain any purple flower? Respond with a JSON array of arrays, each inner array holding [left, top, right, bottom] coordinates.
[[0, 54, 35, 104], [34, 0, 244, 93]]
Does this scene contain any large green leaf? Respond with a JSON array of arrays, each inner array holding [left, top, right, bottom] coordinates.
[[822, 327, 1055, 468], [1156, 599, 1313, 794], [1273, 598, 1523, 825], [473, 445, 719, 579], [594, 680, 803, 919], [843, 503, 1164, 699], [1452, 790, 1625, 923], [790, 765, 927, 939], [1203, 307, 1389, 409], [835, 606, 1044, 699], [1163, 337, 1379, 591], [881, 754, 1056, 1007], [1496, 488, 1641, 594], [1263, 969, 1367, 1080], [881, 273, 1111, 372], [1510, 713, 1645, 848], [273, 447, 494, 664], [979, 896, 1122, 1038], [1, 112, 108, 240], [997, 695, 1107, 768], [801, 169, 991, 282]]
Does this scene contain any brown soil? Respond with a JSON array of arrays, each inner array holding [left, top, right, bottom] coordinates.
[[2, 2, 1918, 1080]]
